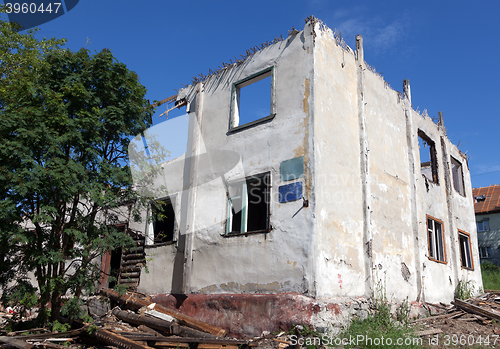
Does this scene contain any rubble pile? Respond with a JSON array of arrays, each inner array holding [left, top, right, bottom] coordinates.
[[2, 290, 500, 349], [0, 289, 253, 349]]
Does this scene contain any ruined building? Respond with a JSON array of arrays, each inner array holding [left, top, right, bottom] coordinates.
[[107, 17, 482, 335]]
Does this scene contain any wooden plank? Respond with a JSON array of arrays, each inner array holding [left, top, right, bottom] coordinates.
[[154, 342, 189, 348], [410, 310, 464, 323], [112, 309, 180, 336], [417, 329, 443, 337], [272, 339, 291, 344], [6, 329, 49, 337], [101, 289, 227, 337], [119, 334, 252, 346], [0, 337, 33, 349], [453, 299, 500, 321], [3, 327, 88, 340], [91, 328, 155, 349], [198, 345, 239, 349]]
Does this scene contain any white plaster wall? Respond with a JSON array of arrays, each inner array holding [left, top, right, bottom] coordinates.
[[312, 26, 366, 298], [186, 23, 317, 295], [362, 70, 418, 301], [136, 19, 482, 302], [412, 114, 483, 302]]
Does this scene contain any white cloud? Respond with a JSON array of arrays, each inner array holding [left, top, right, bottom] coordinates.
[[475, 164, 500, 175], [328, 9, 409, 55]]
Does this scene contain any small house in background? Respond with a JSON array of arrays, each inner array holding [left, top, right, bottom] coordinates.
[[473, 184, 500, 265]]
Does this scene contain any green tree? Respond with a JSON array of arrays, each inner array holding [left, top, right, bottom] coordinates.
[[0, 16, 161, 324]]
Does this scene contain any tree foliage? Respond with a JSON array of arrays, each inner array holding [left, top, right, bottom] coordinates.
[[0, 16, 157, 324]]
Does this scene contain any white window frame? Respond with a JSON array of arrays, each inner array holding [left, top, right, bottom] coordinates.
[[226, 172, 270, 236], [479, 246, 491, 259], [477, 219, 490, 232], [427, 215, 446, 263], [229, 67, 275, 132]]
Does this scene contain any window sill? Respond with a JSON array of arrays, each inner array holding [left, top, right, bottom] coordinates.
[[428, 256, 447, 265], [222, 229, 271, 238], [227, 114, 275, 134], [461, 266, 474, 271]]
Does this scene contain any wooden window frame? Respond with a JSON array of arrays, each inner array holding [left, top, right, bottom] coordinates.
[[427, 215, 447, 264], [458, 230, 474, 270]]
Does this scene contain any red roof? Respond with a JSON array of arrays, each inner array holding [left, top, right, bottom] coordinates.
[[473, 184, 500, 214]]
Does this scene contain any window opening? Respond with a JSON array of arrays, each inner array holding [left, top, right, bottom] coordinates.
[[231, 68, 273, 129], [480, 246, 491, 259], [418, 130, 438, 184], [451, 156, 465, 196], [226, 173, 270, 235], [427, 216, 446, 263], [151, 198, 175, 243], [477, 219, 490, 232], [458, 230, 473, 270], [108, 247, 122, 289]]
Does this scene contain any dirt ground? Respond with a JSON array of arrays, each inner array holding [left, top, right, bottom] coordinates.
[[244, 316, 500, 349]]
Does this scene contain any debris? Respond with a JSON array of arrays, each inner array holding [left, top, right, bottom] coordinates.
[[101, 288, 227, 337], [416, 328, 443, 336], [453, 298, 500, 321]]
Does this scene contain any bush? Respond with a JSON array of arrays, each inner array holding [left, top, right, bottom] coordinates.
[[481, 262, 500, 290], [455, 279, 475, 300]]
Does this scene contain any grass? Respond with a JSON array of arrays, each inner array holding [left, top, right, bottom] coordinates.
[[336, 293, 421, 349], [481, 261, 500, 290]]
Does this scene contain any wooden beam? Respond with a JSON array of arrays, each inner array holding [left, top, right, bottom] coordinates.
[[101, 289, 227, 337], [453, 299, 500, 321], [91, 329, 155, 349], [119, 334, 253, 346], [0, 337, 33, 349]]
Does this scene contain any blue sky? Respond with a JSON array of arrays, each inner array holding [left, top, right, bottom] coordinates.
[[3, 0, 499, 189]]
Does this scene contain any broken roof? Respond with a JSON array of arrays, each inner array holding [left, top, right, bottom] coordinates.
[[473, 184, 500, 214]]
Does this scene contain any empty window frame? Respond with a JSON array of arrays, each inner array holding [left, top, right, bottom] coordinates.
[[418, 130, 438, 184], [427, 215, 446, 263], [450, 156, 465, 196], [226, 172, 270, 235], [458, 230, 473, 270], [151, 198, 176, 244], [479, 246, 491, 259], [476, 219, 490, 232], [230, 67, 274, 130]]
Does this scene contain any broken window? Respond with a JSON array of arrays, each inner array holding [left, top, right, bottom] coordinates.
[[450, 156, 465, 196], [476, 219, 490, 232], [418, 130, 438, 184], [151, 198, 176, 244], [480, 246, 491, 259], [458, 230, 473, 270], [427, 215, 446, 263], [226, 173, 270, 235], [230, 68, 274, 130]]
